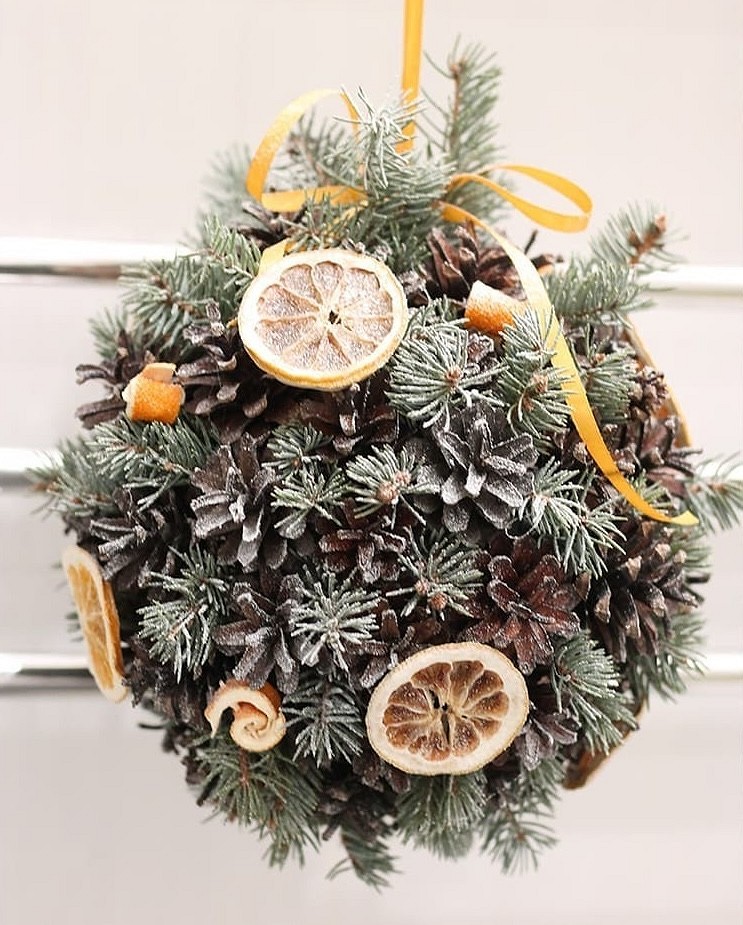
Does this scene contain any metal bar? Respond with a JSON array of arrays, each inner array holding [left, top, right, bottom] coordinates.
[[0, 651, 741, 692], [0, 237, 741, 296]]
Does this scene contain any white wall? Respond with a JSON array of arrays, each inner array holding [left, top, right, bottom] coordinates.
[[1, 1, 741, 923]]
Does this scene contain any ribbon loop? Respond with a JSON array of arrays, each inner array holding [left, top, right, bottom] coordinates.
[[447, 164, 592, 233], [246, 90, 364, 213]]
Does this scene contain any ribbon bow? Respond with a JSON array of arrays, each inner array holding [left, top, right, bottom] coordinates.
[[244, 0, 695, 528]]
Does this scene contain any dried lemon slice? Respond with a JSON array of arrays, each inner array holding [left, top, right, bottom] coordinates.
[[62, 545, 127, 703], [366, 642, 528, 775], [238, 248, 408, 390]]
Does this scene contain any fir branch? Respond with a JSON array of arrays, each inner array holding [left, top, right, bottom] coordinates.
[[396, 772, 487, 859], [387, 315, 498, 428], [590, 203, 682, 273], [88, 305, 136, 360], [390, 530, 483, 618], [197, 144, 252, 225], [544, 258, 649, 326], [495, 307, 570, 443], [481, 758, 563, 873], [345, 445, 425, 521], [521, 459, 623, 578], [271, 462, 346, 539], [626, 610, 705, 702], [578, 335, 637, 425], [686, 455, 743, 532], [290, 569, 379, 673], [265, 424, 331, 477], [138, 547, 230, 680], [424, 41, 506, 221], [195, 734, 320, 866], [33, 439, 119, 521], [283, 678, 365, 766], [552, 632, 637, 754], [124, 216, 260, 353], [87, 416, 216, 509], [289, 92, 451, 272], [328, 821, 398, 890]]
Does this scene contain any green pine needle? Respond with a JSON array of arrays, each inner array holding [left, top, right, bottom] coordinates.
[[195, 735, 320, 867], [283, 678, 365, 766], [138, 547, 230, 680], [552, 632, 637, 754], [397, 772, 487, 859]]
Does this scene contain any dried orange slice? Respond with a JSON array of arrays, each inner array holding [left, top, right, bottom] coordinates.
[[238, 248, 408, 390], [366, 642, 528, 775], [61, 545, 127, 703]]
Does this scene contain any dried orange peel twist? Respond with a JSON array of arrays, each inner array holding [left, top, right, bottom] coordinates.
[[205, 680, 287, 752], [122, 362, 185, 424], [242, 0, 696, 528]]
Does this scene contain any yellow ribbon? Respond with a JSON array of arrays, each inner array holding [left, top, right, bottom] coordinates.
[[243, 0, 696, 527]]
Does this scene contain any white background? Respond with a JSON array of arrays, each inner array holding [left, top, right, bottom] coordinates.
[[0, 1, 741, 923]]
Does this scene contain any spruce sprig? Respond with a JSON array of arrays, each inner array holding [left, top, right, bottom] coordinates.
[[283, 678, 365, 766], [88, 305, 136, 360], [387, 315, 498, 428], [138, 547, 230, 680], [390, 530, 483, 618], [552, 632, 637, 754], [685, 455, 743, 532], [87, 416, 216, 509], [481, 758, 563, 873], [590, 203, 682, 272], [522, 459, 623, 578], [290, 569, 379, 672], [328, 820, 398, 891], [289, 93, 450, 271], [265, 424, 332, 477], [195, 735, 320, 866], [544, 258, 649, 326], [578, 335, 637, 425], [271, 462, 346, 539], [397, 772, 487, 860], [34, 439, 119, 521], [345, 445, 425, 522], [123, 216, 260, 353], [495, 307, 570, 443], [626, 610, 706, 702], [424, 41, 506, 221]]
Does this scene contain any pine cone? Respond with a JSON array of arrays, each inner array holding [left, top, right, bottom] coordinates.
[[75, 331, 150, 428], [514, 672, 578, 770], [297, 374, 398, 457], [178, 307, 279, 444], [191, 435, 279, 568], [407, 227, 557, 307], [608, 414, 696, 499], [88, 487, 185, 591], [212, 578, 300, 693], [585, 520, 700, 663], [463, 535, 581, 674], [430, 403, 537, 532]]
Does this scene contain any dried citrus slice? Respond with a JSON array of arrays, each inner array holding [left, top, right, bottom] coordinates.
[[366, 642, 528, 775], [61, 545, 127, 703], [238, 248, 408, 390]]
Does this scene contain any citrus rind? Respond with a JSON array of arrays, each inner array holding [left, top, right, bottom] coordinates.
[[238, 248, 408, 391], [365, 642, 529, 776]]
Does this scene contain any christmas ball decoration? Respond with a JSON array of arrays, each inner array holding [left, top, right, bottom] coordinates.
[[37, 0, 743, 888]]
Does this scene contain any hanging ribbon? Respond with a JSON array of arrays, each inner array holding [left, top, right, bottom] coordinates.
[[244, 0, 696, 527]]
